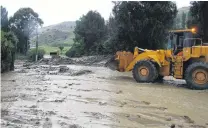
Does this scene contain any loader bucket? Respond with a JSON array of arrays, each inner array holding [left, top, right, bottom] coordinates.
[[105, 51, 134, 72], [105, 56, 119, 71]]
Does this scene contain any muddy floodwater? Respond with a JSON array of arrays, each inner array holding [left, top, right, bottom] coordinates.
[[1, 61, 208, 128]]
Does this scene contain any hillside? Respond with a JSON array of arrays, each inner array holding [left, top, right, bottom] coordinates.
[[30, 21, 76, 47]]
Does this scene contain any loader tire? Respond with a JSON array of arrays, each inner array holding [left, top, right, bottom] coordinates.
[[185, 62, 208, 90], [133, 60, 158, 83]]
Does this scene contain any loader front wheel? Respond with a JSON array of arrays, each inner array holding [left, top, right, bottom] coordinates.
[[185, 62, 208, 90], [133, 60, 158, 83]]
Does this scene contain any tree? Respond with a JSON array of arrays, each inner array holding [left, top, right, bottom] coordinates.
[[73, 10, 106, 55], [1, 6, 18, 72], [1, 6, 9, 32], [9, 8, 43, 54], [59, 46, 64, 54], [182, 12, 187, 28], [1, 31, 18, 72], [188, 1, 208, 41], [107, 1, 177, 52]]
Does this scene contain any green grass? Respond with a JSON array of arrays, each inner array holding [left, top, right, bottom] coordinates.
[[63, 40, 74, 45], [39, 46, 71, 55]]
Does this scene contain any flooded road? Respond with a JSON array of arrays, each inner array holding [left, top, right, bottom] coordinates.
[[1, 63, 208, 128]]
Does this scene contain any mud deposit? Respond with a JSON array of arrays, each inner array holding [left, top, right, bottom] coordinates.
[[1, 59, 208, 128]]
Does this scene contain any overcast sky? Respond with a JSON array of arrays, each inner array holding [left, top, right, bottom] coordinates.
[[1, 0, 191, 27]]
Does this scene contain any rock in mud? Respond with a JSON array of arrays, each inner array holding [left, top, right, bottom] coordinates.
[[48, 71, 58, 75], [116, 90, 123, 94], [29, 105, 37, 108], [41, 58, 50, 64], [68, 83, 74, 86], [166, 117, 172, 121], [141, 101, 150, 105], [183, 115, 194, 123], [83, 112, 110, 120], [47, 111, 56, 115], [71, 70, 92, 76], [17, 69, 28, 73], [69, 124, 82, 128], [59, 66, 69, 73], [42, 118, 52, 128], [23, 63, 32, 67], [54, 99, 64, 102], [99, 101, 107, 106], [1, 109, 9, 117], [170, 124, 175, 128], [48, 66, 58, 71]]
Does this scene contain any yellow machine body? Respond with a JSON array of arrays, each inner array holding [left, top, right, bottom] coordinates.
[[106, 28, 208, 89], [114, 45, 208, 78], [173, 46, 208, 79]]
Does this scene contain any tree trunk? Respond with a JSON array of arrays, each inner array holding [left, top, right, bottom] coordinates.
[[10, 51, 15, 71], [25, 39, 27, 55]]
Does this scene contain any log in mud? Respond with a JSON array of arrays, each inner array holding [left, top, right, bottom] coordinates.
[[1, 56, 208, 128]]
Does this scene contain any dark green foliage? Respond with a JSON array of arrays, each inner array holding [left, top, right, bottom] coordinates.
[[107, 1, 177, 52], [1, 31, 18, 72], [27, 48, 46, 61], [65, 42, 84, 57], [66, 2, 177, 56], [188, 1, 208, 41], [67, 10, 106, 57], [59, 46, 64, 54], [65, 49, 76, 57], [104, 15, 119, 53], [9, 7, 43, 54], [1, 6, 18, 73], [1, 6, 9, 32]]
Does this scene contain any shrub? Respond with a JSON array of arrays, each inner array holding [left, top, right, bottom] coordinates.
[[65, 49, 76, 57], [59, 46, 64, 54], [28, 48, 46, 61], [65, 42, 84, 57], [51, 42, 73, 47], [1, 31, 18, 72]]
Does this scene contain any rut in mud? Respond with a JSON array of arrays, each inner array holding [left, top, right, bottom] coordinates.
[[1, 57, 208, 128]]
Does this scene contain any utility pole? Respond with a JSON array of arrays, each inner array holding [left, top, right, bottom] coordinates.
[[35, 26, 38, 62]]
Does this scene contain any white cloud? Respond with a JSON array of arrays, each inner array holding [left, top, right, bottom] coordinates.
[[1, 0, 191, 26]]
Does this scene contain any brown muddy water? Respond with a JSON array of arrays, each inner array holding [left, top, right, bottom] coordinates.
[[1, 62, 208, 128]]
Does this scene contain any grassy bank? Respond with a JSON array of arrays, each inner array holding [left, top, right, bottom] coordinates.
[[39, 46, 71, 55]]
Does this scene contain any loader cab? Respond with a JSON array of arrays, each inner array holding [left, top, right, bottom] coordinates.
[[167, 28, 199, 55], [167, 28, 204, 79]]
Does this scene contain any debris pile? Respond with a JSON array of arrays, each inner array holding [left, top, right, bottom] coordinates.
[[38, 55, 112, 67]]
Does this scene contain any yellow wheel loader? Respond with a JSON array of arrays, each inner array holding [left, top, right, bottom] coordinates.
[[105, 28, 208, 89]]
